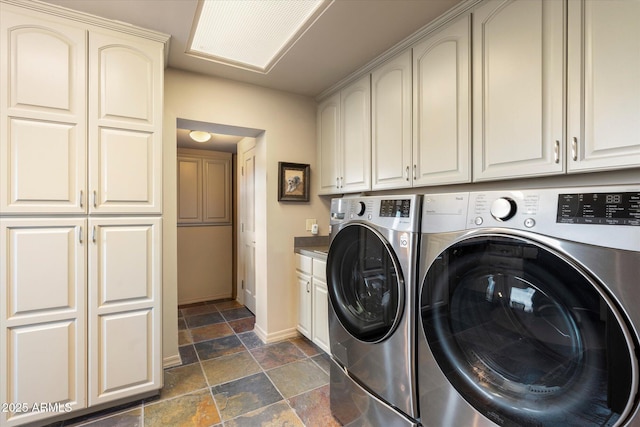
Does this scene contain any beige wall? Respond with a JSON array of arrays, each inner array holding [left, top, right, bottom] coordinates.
[[177, 225, 233, 304], [162, 68, 329, 365]]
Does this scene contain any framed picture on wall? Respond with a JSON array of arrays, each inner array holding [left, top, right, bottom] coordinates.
[[278, 162, 310, 202]]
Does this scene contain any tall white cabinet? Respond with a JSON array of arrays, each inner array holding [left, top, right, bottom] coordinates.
[[0, 1, 167, 425]]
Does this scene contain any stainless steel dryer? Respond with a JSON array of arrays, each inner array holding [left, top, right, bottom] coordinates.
[[417, 186, 640, 427], [327, 195, 421, 426]]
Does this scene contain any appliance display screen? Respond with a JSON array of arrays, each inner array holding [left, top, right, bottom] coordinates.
[[380, 199, 411, 218], [557, 192, 640, 226]]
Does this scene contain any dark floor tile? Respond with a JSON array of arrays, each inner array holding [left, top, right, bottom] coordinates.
[[190, 322, 234, 343], [250, 341, 306, 370], [159, 363, 207, 401], [144, 389, 220, 427], [288, 384, 339, 427], [177, 317, 187, 331], [178, 344, 198, 366], [185, 311, 224, 328], [227, 317, 255, 333], [237, 331, 265, 350], [224, 401, 303, 427], [291, 336, 322, 356], [195, 335, 244, 361], [219, 307, 253, 321], [211, 372, 283, 421], [213, 300, 243, 311], [181, 304, 218, 317], [311, 352, 332, 374], [267, 359, 329, 398], [201, 351, 261, 386]]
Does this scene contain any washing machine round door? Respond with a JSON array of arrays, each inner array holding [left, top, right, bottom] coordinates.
[[327, 224, 404, 343], [420, 235, 637, 427]]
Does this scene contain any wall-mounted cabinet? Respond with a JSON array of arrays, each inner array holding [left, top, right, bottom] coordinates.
[[567, 0, 640, 172], [413, 14, 471, 186], [472, 0, 565, 181], [317, 75, 371, 195], [177, 149, 232, 225], [319, 0, 639, 194]]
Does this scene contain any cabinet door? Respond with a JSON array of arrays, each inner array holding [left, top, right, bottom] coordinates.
[[472, 0, 564, 181], [0, 218, 86, 427], [567, 0, 640, 172], [88, 217, 162, 406], [89, 30, 163, 214], [203, 156, 232, 224], [177, 156, 202, 223], [317, 93, 340, 194], [372, 50, 413, 190], [413, 15, 471, 186], [340, 75, 371, 193], [296, 271, 312, 339], [311, 258, 330, 354], [0, 6, 87, 214]]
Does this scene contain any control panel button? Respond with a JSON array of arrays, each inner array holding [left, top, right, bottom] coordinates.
[[474, 216, 483, 226], [524, 218, 536, 228], [490, 197, 517, 221]]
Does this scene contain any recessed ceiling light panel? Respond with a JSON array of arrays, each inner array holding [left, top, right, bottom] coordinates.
[[188, 0, 332, 73]]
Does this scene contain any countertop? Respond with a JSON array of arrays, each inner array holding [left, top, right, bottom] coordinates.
[[294, 236, 329, 260]]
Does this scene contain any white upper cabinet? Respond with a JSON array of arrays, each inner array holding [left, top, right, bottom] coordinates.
[[340, 75, 371, 193], [0, 8, 87, 214], [413, 14, 471, 186], [317, 93, 340, 194], [89, 30, 163, 214], [0, 5, 164, 215], [317, 75, 371, 194], [372, 50, 413, 190], [472, 0, 565, 181], [567, 0, 640, 172]]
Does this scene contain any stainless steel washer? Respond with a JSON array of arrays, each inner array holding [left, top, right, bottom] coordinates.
[[417, 186, 640, 427], [327, 195, 421, 426]]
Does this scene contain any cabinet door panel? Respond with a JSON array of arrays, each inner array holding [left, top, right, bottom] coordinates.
[[203, 157, 231, 223], [93, 128, 155, 212], [317, 94, 340, 194], [473, 0, 564, 180], [89, 31, 162, 214], [0, 218, 86, 426], [568, 0, 640, 171], [414, 15, 471, 186], [372, 50, 412, 190], [341, 75, 371, 193], [177, 157, 202, 223], [1, 8, 87, 214], [312, 279, 330, 355], [88, 217, 161, 405], [296, 271, 312, 339]]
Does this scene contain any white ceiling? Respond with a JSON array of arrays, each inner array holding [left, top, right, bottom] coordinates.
[[41, 0, 464, 151]]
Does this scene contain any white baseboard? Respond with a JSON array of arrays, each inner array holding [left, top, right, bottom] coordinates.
[[253, 324, 299, 344], [163, 354, 182, 369]]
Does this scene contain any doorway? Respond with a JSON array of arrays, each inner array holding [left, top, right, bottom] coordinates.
[[175, 118, 263, 314]]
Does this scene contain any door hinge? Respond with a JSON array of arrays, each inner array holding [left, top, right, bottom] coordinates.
[[241, 280, 245, 290], [241, 166, 244, 176]]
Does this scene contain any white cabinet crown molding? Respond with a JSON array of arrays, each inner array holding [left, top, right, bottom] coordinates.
[[1, 0, 170, 63]]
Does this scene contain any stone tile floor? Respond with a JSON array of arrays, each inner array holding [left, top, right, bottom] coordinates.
[[46, 299, 340, 427]]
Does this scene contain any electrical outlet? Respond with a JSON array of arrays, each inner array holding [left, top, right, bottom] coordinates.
[[305, 218, 317, 231]]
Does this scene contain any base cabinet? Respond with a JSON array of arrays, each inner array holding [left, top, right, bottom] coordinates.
[[295, 254, 330, 354], [0, 217, 161, 426]]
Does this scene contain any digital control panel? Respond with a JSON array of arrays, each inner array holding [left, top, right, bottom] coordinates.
[[380, 199, 411, 218], [557, 192, 640, 226]]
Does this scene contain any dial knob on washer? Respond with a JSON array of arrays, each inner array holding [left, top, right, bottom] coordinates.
[[356, 201, 366, 216], [490, 197, 517, 221]]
